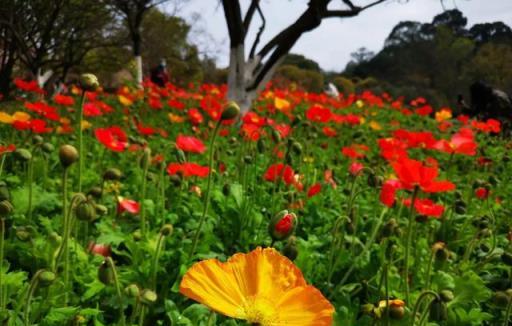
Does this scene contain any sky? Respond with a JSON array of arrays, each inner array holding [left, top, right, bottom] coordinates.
[[167, 0, 512, 72]]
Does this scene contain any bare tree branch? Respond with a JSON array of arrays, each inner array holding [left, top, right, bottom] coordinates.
[[243, 0, 259, 36], [248, 2, 265, 59], [221, 0, 244, 47]]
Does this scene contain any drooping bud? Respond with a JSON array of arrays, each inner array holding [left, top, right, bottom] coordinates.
[[439, 290, 454, 303], [432, 242, 449, 262], [41, 142, 54, 154], [175, 149, 186, 164], [282, 236, 298, 261], [502, 252, 512, 266], [103, 168, 122, 181], [79, 73, 99, 91], [88, 187, 103, 199], [98, 261, 114, 285], [16, 226, 32, 241], [38, 270, 56, 287], [140, 289, 157, 305], [493, 291, 511, 307], [220, 101, 241, 121], [271, 128, 281, 143], [125, 284, 140, 298], [268, 210, 298, 242], [257, 138, 266, 153], [75, 200, 97, 222], [243, 155, 253, 164], [32, 135, 44, 144], [290, 141, 303, 155], [160, 224, 173, 236], [95, 204, 108, 216], [14, 148, 32, 162], [429, 299, 448, 322], [59, 144, 79, 168], [0, 182, 10, 202], [0, 200, 13, 217]]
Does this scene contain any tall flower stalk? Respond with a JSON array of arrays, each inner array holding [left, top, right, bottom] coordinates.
[[188, 102, 240, 260]]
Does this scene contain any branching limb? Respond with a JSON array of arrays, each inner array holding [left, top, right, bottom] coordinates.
[[249, 2, 265, 59], [243, 0, 260, 35]]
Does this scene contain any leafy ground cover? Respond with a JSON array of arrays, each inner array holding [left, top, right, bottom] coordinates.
[[0, 77, 510, 325]]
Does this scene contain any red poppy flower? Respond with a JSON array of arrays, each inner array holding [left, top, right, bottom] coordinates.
[[341, 144, 369, 159], [305, 105, 332, 123], [433, 128, 477, 156], [54, 94, 75, 106], [88, 242, 111, 257], [403, 198, 444, 218], [243, 112, 266, 127], [392, 129, 436, 149], [274, 124, 291, 139], [176, 134, 206, 154], [349, 162, 364, 176], [148, 97, 163, 110], [117, 197, 140, 214], [275, 213, 296, 234], [264, 163, 294, 185], [95, 126, 128, 152], [14, 78, 44, 94], [24, 101, 60, 121], [415, 105, 433, 116], [166, 162, 209, 178], [475, 187, 489, 200], [188, 108, 204, 125], [378, 138, 408, 161], [380, 179, 402, 207], [391, 157, 455, 193], [307, 183, 322, 198], [322, 126, 337, 137], [83, 102, 102, 117], [0, 144, 15, 155]]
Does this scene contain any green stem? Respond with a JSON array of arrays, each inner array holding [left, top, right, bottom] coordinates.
[[151, 233, 165, 290], [330, 207, 388, 298], [0, 154, 6, 177], [404, 187, 419, 304], [138, 305, 146, 326], [384, 263, 390, 326], [159, 160, 166, 225], [106, 257, 126, 326], [410, 290, 439, 326], [504, 291, 512, 326], [424, 247, 435, 291], [27, 154, 34, 221], [77, 91, 85, 193], [188, 121, 221, 260], [0, 219, 4, 313], [140, 149, 151, 236], [24, 270, 44, 326]]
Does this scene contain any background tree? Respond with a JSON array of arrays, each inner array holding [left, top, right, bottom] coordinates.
[[106, 0, 180, 87], [220, 0, 388, 113], [345, 9, 512, 106], [0, 0, 113, 95]]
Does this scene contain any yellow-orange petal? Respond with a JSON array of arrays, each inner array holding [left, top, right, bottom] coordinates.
[[227, 247, 306, 298], [0, 112, 13, 124], [180, 258, 246, 319], [273, 285, 335, 326], [13, 111, 30, 122]]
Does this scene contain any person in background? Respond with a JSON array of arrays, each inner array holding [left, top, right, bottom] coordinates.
[[150, 59, 169, 87]]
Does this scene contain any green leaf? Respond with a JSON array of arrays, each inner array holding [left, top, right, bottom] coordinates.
[[41, 306, 79, 324]]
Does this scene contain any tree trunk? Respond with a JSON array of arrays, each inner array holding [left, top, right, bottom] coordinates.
[[0, 61, 14, 100], [133, 32, 143, 87], [226, 46, 284, 115]]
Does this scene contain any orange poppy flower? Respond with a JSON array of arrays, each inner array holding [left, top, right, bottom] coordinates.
[[180, 247, 334, 325]]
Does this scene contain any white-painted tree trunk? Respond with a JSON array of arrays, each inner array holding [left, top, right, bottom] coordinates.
[[226, 46, 284, 115], [36, 68, 53, 88], [135, 55, 143, 88]]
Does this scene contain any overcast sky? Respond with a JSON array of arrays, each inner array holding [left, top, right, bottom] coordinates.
[[169, 0, 512, 72]]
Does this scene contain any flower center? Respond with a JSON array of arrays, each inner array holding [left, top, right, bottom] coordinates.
[[242, 296, 278, 326]]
